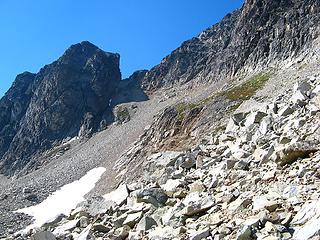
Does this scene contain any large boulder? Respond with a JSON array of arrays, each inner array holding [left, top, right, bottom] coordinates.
[[160, 179, 186, 197], [274, 142, 318, 166], [136, 187, 168, 206]]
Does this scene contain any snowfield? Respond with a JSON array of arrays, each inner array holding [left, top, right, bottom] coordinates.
[[15, 167, 106, 233]]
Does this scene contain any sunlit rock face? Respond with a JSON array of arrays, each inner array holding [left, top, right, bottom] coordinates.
[[142, 0, 320, 90]]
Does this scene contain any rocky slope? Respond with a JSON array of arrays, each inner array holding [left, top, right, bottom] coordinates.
[[142, 0, 320, 90], [13, 74, 320, 240], [0, 41, 121, 176], [1, 0, 320, 239]]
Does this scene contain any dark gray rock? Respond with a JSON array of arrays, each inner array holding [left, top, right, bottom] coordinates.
[[136, 187, 168, 205], [0, 72, 36, 161]]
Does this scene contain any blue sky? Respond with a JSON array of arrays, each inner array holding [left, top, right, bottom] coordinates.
[[0, 0, 244, 97]]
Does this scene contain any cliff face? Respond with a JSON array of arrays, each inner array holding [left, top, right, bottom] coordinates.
[[0, 41, 121, 176], [142, 0, 320, 90], [0, 72, 36, 160]]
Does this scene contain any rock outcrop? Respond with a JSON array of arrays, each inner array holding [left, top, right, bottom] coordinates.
[[0, 41, 121, 176], [142, 0, 320, 90]]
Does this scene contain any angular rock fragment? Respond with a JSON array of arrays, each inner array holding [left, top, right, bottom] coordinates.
[[274, 143, 318, 166], [136, 216, 158, 231]]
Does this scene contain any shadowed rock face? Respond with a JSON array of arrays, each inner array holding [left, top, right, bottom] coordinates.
[[0, 41, 121, 176], [0, 72, 36, 160], [142, 0, 320, 90]]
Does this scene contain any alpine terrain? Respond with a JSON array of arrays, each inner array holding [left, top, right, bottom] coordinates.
[[0, 0, 320, 239]]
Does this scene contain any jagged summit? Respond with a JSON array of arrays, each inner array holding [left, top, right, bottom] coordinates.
[[59, 41, 120, 68], [3, 72, 35, 98]]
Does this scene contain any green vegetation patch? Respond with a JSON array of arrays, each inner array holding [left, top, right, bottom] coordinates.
[[221, 72, 271, 101], [173, 72, 271, 122], [213, 124, 226, 135], [226, 102, 242, 113]]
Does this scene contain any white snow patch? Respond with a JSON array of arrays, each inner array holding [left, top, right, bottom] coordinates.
[[62, 136, 79, 146], [15, 167, 106, 233]]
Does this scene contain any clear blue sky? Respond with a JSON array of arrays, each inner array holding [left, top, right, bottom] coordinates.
[[0, 0, 244, 97]]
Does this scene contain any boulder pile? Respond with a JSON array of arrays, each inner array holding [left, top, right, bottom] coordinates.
[[12, 75, 320, 240]]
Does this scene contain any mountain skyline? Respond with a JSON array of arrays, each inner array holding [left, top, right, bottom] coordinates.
[[1, 0, 320, 237], [0, 0, 244, 97]]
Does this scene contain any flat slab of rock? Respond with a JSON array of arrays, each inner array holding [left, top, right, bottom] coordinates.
[[275, 142, 318, 166], [123, 211, 143, 228], [149, 151, 183, 168], [182, 192, 215, 216]]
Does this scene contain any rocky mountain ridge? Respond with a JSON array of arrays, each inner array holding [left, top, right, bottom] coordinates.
[[0, 72, 36, 161], [142, 0, 320, 90], [1, 0, 320, 238], [1, 0, 320, 177]]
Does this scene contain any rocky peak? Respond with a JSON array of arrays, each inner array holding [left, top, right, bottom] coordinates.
[[0, 41, 121, 176], [6, 72, 35, 97], [59, 41, 120, 70]]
